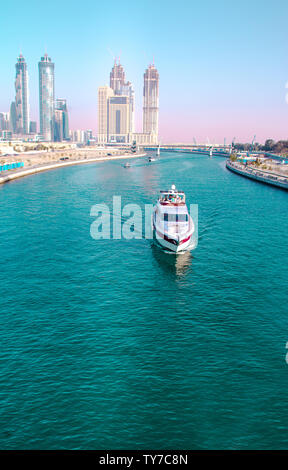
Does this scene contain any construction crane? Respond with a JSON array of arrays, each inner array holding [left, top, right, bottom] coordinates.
[[247, 135, 256, 157], [250, 135, 256, 152]]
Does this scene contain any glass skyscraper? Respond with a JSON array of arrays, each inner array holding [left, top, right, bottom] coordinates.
[[54, 99, 69, 141], [10, 102, 17, 134], [143, 64, 159, 137], [39, 54, 55, 141], [15, 54, 29, 134]]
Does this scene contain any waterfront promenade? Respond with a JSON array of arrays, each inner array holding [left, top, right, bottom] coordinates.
[[0, 152, 146, 185], [226, 159, 288, 190]]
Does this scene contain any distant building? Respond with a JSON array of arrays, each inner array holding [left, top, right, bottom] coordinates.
[[110, 60, 126, 94], [120, 81, 135, 134], [86, 130, 93, 141], [54, 99, 69, 141], [71, 130, 92, 144], [10, 102, 17, 133], [108, 95, 130, 143], [0, 130, 13, 141], [98, 86, 114, 144], [72, 130, 82, 143], [0, 112, 10, 131], [98, 61, 159, 145], [110, 61, 135, 135], [54, 109, 64, 142], [29, 121, 37, 134], [98, 61, 135, 144], [56, 99, 69, 139], [143, 64, 159, 140], [39, 54, 55, 141], [15, 54, 30, 134], [132, 132, 158, 145]]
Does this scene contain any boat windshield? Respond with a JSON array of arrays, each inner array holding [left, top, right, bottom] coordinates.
[[163, 213, 188, 222]]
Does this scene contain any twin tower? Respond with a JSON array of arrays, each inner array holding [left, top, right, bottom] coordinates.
[[11, 53, 68, 142], [98, 60, 159, 145]]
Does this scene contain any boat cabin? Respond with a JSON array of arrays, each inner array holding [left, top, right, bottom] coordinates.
[[158, 185, 186, 205]]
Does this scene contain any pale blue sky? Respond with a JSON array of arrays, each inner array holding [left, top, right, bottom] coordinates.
[[0, 0, 287, 142]]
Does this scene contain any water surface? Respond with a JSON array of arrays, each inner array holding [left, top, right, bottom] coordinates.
[[0, 153, 288, 449]]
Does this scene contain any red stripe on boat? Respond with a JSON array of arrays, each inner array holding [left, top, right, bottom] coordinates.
[[153, 223, 191, 246]]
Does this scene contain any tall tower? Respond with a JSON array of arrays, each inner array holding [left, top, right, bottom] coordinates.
[[39, 54, 55, 141], [110, 59, 125, 94], [109, 60, 134, 137], [15, 54, 29, 134], [143, 64, 159, 138], [98, 86, 114, 144]]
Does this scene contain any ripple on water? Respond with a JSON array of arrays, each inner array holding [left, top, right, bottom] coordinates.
[[0, 153, 288, 449]]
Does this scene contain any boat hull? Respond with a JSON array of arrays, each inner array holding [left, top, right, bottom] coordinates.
[[152, 188, 194, 253], [154, 234, 192, 252], [153, 219, 194, 253]]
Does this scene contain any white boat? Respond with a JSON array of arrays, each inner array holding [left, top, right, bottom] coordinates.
[[153, 185, 194, 253], [148, 156, 156, 162], [124, 162, 131, 168]]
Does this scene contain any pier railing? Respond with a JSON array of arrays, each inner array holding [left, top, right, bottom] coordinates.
[[227, 160, 288, 185]]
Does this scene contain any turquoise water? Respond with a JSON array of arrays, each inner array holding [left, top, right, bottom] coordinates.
[[1, 152, 288, 450]]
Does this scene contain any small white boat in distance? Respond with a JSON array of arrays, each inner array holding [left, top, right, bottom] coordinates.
[[153, 185, 194, 252], [124, 162, 131, 168], [148, 156, 156, 162]]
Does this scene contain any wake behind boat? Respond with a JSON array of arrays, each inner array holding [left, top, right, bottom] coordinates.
[[153, 185, 194, 252]]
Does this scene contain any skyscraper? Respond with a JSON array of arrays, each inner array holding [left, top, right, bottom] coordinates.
[[110, 60, 125, 94], [39, 54, 55, 141], [10, 102, 17, 133], [15, 54, 29, 134], [99, 60, 135, 142], [0, 112, 10, 131], [143, 64, 159, 139], [54, 109, 64, 142], [108, 95, 130, 143], [97, 61, 159, 146], [98, 86, 114, 144], [54, 99, 69, 141]]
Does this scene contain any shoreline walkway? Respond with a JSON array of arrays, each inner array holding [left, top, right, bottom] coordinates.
[[226, 159, 288, 191], [0, 153, 146, 185]]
